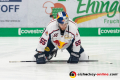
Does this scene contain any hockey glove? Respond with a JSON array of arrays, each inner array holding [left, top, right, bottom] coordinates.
[[67, 52, 80, 63], [34, 52, 46, 64]]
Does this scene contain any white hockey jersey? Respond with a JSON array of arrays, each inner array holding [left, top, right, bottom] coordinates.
[[37, 18, 81, 53]]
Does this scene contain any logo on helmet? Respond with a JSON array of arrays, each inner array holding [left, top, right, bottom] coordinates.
[[57, 11, 69, 24], [62, 20, 65, 22]]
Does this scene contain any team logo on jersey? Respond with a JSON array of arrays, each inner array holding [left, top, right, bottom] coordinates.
[[53, 40, 67, 49], [45, 31, 48, 36], [44, 47, 50, 52], [64, 34, 72, 39]]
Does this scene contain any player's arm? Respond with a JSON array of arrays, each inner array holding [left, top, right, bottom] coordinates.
[[37, 27, 50, 52], [72, 29, 81, 53], [35, 26, 51, 64], [67, 28, 81, 63]]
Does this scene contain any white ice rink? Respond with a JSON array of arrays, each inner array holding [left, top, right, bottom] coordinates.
[[0, 37, 120, 80]]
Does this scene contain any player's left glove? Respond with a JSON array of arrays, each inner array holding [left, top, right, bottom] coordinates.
[[67, 52, 80, 63]]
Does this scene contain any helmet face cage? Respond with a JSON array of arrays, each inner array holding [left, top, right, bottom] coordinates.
[[57, 11, 69, 24]]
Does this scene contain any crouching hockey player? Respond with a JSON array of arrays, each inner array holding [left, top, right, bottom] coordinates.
[[34, 11, 88, 64]]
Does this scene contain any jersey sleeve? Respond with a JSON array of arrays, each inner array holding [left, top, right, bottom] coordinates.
[[72, 28, 81, 53], [37, 26, 50, 52]]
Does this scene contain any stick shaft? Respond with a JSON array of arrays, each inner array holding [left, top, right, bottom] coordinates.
[[48, 60, 98, 62], [9, 60, 98, 63]]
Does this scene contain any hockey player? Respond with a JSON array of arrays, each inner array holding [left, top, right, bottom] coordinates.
[[34, 11, 88, 64]]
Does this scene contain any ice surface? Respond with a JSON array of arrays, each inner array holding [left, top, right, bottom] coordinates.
[[0, 37, 120, 80]]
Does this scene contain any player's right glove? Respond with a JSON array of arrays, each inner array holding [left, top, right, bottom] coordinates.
[[34, 52, 46, 64], [67, 52, 80, 63]]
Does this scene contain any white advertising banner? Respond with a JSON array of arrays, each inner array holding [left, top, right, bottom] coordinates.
[[0, 0, 120, 27], [0, 0, 28, 27]]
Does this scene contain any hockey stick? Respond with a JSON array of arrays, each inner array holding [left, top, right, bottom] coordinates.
[[9, 60, 98, 63]]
